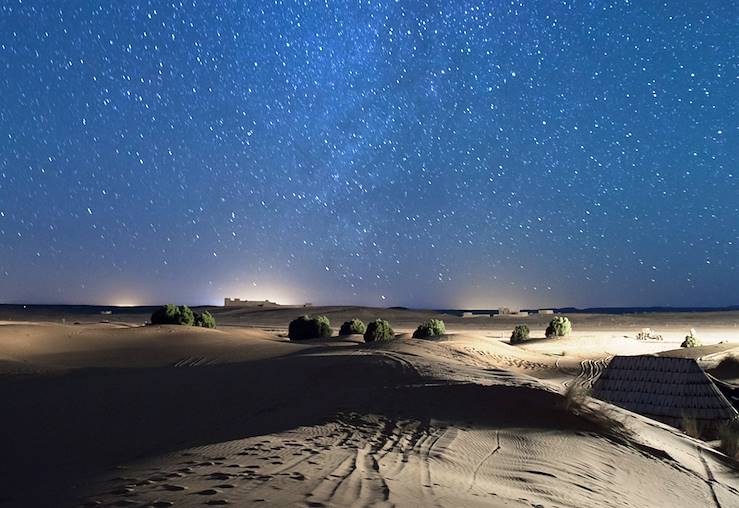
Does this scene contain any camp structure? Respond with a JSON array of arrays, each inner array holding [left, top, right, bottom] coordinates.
[[592, 355, 738, 438]]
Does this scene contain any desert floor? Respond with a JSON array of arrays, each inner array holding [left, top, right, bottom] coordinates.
[[1, 305, 738, 507]]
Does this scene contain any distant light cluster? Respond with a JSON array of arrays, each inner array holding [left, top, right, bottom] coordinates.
[[0, 2, 736, 307]]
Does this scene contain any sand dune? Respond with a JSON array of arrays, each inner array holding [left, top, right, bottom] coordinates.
[[0, 309, 737, 507], [0, 322, 306, 371]]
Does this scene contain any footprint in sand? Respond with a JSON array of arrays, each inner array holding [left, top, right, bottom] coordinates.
[[162, 484, 187, 491], [214, 484, 236, 489], [110, 487, 134, 495], [206, 500, 230, 505], [208, 472, 232, 480], [194, 488, 219, 495]]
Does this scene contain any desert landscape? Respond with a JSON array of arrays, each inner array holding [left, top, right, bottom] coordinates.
[[3, 2, 736, 507], [1, 304, 738, 507]]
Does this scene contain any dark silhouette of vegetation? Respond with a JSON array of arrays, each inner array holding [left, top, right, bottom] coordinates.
[[364, 319, 394, 343], [151, 304, 190, 325], [195, 310, 216, 328], [151, 304, 216, 328], [339, 318, 366, 336], [681, 329, 701, 348], [412, 319, 446, 339], [288, 315, 332, 340], [510, 324, 530, 344], [545, 316, 572, 338], [179, 305, 195, 326]]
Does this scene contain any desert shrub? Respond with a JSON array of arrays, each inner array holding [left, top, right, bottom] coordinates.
[[412, 319, 446, 339], [179, 305, 195, 326], [364, 319, 394, 343], [719, 419, 739, 459], [339, 318, 366, 336], [510, 324, 530, 344], [681, 414, 701, 438], [195, 310, 216, 328], [681, 328, 701, 348], [288, 315, 332, 340], [545, 316, 572, 338], [562, 382, 628, 439], [563, 381, 591, 412], [315, 315, 332, 336], [150, 304, 196, 326]]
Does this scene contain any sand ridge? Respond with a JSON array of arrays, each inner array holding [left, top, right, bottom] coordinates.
[[0, 309, 737, 507]]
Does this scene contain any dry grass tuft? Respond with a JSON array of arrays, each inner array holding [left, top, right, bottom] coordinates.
[[719, 420, 739, 459], [681, 414, 701, 439], [563, 381, 629, 439]]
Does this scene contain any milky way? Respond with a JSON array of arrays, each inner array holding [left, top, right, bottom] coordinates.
[[0, 1, 736, 308]]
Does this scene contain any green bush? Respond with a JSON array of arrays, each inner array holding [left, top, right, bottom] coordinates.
[[364, 319, 394, 343], [545, 316, 572, 338], [510, 324, 530, 344], [151, 304, 196, 326], [288, 315, 332, 340], [195, 310, 216, 329], [681, 329, 701, 348], [412, 319, 446, 339], [179, 305, 195, 326], [339, 318, 366, 336]]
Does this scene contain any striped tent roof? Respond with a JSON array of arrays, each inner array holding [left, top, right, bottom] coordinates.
[[592, 355, 738, 422]]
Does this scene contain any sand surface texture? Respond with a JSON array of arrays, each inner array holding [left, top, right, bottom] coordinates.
[[1, 306, 738, 507]]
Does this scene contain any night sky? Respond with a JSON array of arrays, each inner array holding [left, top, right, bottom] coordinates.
[[0, 1, 737, 309]]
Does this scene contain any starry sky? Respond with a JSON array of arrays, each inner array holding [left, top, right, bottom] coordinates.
[[0, 1, 737, 309]]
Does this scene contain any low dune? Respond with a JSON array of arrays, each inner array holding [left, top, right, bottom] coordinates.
[[0, 307, 738, 507]]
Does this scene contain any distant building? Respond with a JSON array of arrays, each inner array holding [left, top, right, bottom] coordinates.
[[462, 312, 491, 318], [224, 298, 278, 308], [538, 309, 555, 315]]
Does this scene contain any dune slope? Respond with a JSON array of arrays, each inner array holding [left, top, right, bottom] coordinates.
[[1, 324, 736, 507]]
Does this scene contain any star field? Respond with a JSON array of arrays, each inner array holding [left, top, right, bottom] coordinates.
[[0, 1, 737, 308]]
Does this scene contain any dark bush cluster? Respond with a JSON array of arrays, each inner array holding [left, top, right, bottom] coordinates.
[[510, 324, 530, 344], [545, 316, 572, 338], [681, 329, 701, 348], [339, 318, 366, 336], [150, 304, 216, 328], [195, 310, 216, 329], [288, 315, 332, 340], [412, 319, 446, 339], [363, 319, 395, 342]]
